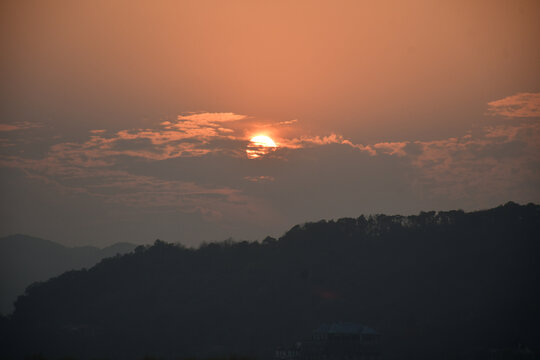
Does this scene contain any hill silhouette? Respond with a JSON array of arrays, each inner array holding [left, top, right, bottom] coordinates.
[[0, 234, 137, 314], [1, 202, 539, 359]]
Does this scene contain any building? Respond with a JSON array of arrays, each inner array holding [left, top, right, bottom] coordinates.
[[274, 342, 302, 360], [274, 322, 381, 360]]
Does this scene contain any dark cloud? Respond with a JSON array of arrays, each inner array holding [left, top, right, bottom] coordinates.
[[1, 95, 539, 245]]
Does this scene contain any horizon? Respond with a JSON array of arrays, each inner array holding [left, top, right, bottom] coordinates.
[[1, 200, 534, 248]]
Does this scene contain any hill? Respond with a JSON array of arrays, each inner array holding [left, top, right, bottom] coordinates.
[[0, 234, 137, 314], [1, 202, 539, 359]]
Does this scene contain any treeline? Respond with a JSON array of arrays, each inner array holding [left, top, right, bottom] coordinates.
[[1, 202, 539, 360], [20, 355, 254, 360]]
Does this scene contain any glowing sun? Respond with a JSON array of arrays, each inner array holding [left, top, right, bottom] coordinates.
[[246, 135, 277, 159]]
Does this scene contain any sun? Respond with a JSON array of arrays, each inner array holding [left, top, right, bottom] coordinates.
[[246, 135, 278, 159], [250, 135, 277, 148]]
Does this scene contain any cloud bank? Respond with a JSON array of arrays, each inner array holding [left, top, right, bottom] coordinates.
[[1, 93, 538, 245]]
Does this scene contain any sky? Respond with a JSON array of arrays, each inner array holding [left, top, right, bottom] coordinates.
[[1, 0, 539, 247]]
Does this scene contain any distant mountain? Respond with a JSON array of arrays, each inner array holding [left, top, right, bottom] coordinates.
[[0, 234, 137, 314], [1, 203, 539, 360]]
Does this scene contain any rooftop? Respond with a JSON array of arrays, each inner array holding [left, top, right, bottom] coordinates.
[[314, 322, 379, 335]]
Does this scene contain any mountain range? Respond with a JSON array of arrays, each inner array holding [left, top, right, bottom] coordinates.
[[0, 234, 137, 315]]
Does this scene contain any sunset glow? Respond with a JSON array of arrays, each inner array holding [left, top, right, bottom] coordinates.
[[250, 135, 276, 148], [246, 135, 278, 159], [1, 1, 539, 357], [1, 0, 539, 250]]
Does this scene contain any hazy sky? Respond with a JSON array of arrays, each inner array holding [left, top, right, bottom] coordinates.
[[1, 0, 539, 246]]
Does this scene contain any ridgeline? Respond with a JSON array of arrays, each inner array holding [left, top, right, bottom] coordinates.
[[1, 202, 539, 359]]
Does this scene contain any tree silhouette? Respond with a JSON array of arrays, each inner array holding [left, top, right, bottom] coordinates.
[[1, 202, 539, 360]]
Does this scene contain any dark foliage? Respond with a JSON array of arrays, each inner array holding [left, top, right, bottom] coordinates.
[[1, 202, 539, 360], [0, 235, 136, 314]]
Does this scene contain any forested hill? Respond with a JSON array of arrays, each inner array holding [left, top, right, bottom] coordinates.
[[2, 202, 539, 360], [0, 235, 137, 315]]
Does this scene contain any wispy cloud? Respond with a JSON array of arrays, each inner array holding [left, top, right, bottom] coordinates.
[[0, 153, 257, 221], [369, 142, 409, 157], [277, 119, 298, 126], [176, 112, 247, 123], [244, 175, 275, 182], [46, 112, 251, 164], [409, 125, 538, 198], [0, 121, 42, 132], [486, 92, 540, 118]]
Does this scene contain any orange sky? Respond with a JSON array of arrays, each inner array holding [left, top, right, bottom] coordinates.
[[3, 0, 539, 138], [1, 1, 539, 246]]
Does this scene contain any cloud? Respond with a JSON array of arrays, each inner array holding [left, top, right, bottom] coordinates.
[[244, 175, 275, 182], [1, 99, 539, 231], [280, 133, 373, 154], [0, 122, 42, 132], [290, 133, 344, 147], [405, 121, 540, 200], [277, 119, 298, 126], [369, 142, 408, 156], [42, 112, 252, 165], [327, 93, 539, 201], [486, 93, 540, 118], [41, 112, 374, 165], [176, 112, 247, 123], [0, 153, 257, 221], [0, 112, 287, 224], [0, 124, 22, 132], [0, 112, 375, 231]]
